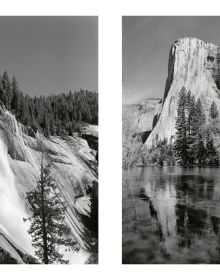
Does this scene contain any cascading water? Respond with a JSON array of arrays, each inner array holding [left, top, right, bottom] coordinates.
[[0, 137, 33, 255], [4, 110, 39, 169], [0, 109, 94, 263]]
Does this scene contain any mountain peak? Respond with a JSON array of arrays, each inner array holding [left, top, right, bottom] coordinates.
[[145, 37, 220, 147], [172, 37, 217, 48]]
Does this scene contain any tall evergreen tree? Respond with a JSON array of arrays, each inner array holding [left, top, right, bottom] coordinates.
[[24, 155, 77, 264], [174, 90, 208, 166], [209, 101, 219, 120], [2, 71, 12, 109], [174, 86, 188, 166], [195, 98, 206, 164], [11, 76, 21, 116], [206, 134, 218, 165], [206, 101, 219, 165], [185, 91, 197, 164]]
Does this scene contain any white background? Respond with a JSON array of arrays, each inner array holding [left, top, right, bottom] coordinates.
[[2, 0, 220, 279]]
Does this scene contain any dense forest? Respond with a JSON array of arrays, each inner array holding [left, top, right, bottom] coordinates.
[[174, 86, 219, 166], [0, 71, 98, 137], [145, 86, 220, 166]]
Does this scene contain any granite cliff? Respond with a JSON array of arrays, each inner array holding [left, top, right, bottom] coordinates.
[[123, 99, 161, 167], [146, 37, 220, 147], [0, 105, 98, 263]]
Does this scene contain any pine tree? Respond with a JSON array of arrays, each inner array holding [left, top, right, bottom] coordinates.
[[174, 87, 188, 166], [2, 71, 12, 110], [11, 76, 21, 116], [24, 155, 77, 264], [206, 102, 219, 165], [185, 91, 197, 164], [196, 99, 206, 164], [209, 101, 219, 119], [206, 133, 218, 165], [50, 117, 55, 136], [174, 90, 208, 166], [21, 95, 31, 126], [43, 112, 50, 137]]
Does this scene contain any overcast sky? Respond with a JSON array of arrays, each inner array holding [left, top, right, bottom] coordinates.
[[0, 16, 98, 97], [123, 16, 220, 104]]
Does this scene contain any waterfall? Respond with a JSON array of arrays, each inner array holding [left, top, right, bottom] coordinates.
[[4, 110, 39, 169], [4, 110, 23, 138], [0, 137, 33, 255]]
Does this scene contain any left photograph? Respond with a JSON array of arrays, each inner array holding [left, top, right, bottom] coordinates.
[[0, 16, 98, 264]]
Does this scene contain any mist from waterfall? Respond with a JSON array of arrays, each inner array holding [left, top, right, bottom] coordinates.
[[0, 137, 33, 255]]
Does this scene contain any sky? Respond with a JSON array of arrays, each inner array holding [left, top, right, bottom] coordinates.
[[0, 16, 98, 97], [123, 16, 220, 104]]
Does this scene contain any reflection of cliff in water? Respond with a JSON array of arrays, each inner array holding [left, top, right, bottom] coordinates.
[[143, 179, 177, 252], [174, 176, 220, 253], [123, 167, 220, 264], [147, 175, 220, 252]]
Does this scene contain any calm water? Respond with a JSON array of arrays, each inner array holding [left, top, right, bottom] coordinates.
[[123, 167, 220, 264]]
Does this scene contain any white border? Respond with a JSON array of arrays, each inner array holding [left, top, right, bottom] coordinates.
[[1, 0, 220, 280]]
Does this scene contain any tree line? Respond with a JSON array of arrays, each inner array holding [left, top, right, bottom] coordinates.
[[0, 71, 98, 137]]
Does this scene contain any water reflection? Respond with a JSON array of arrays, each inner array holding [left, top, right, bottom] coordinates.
[[122, 167, 220, 263]]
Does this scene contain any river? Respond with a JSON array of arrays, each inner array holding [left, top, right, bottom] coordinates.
[[123, 166, 220, 264]]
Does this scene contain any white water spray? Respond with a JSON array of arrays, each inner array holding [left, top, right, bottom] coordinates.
[[0, 138, 33, 255]]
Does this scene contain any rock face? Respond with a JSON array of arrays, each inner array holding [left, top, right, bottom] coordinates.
[[123, 99, 162, 167], [0, 228, 38, 264], [146, 37, 220, 147], [0, 106, 98, 263]]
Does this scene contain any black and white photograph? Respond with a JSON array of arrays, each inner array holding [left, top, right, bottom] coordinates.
[[123, 16, 220, 264], [0, 16, 98, 264]]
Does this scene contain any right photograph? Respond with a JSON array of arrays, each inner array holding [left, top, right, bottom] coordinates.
[[122, 16, 220, 264]]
